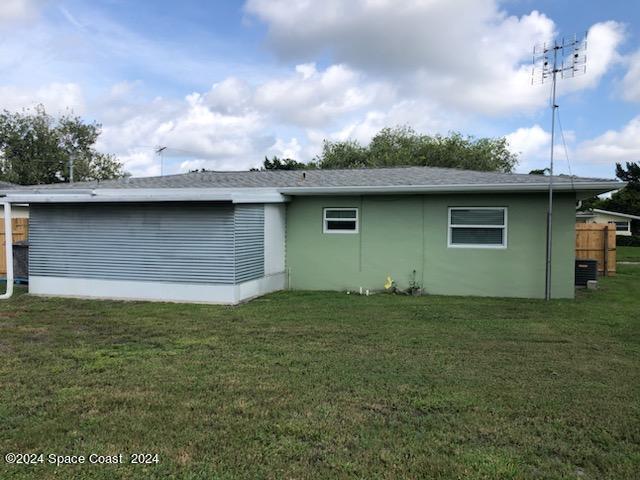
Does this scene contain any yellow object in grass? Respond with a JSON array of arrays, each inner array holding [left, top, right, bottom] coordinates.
[[384, 276, 394, 290]]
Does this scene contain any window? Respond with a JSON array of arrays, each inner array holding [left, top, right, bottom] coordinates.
[[323, 208, 358, 233], [448, 207, 507, 248], [614, 221, 630, 232]]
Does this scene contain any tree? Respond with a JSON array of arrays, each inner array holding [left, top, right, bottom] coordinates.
[[583, 162, 640, 234], [601, 162, 640, 215], [315, 140, 369, 169], [0, 105, 124, 185], [614, 161, 640, 184], [250, 156, 314, 171], [529, 168, 549, 175], [314, 126, 519, 173], [262, 156, 311, 170]]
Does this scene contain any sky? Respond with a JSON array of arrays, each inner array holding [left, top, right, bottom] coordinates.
[[0, 0, 638, 179]]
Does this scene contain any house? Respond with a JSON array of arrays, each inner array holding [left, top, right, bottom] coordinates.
[[576, 209, 639, 236], [1, 166, 622, 303]]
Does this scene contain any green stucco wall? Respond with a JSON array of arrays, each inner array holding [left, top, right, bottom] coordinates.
[[285, 193, 576, 299]]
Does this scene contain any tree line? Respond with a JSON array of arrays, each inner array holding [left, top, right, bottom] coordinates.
[[257, 126, 518, 173]]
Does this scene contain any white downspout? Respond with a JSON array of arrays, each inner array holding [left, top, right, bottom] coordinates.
[[0, 202, 13, 299]]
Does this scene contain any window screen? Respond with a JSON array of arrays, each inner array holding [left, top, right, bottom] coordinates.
[[324, 208, 358, 233], [449, 208, 506, 247]]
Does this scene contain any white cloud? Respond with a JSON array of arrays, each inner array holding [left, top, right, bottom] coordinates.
[[0, 82, 84, 114], [118, 150, 159, 178], [575, 22, 625, 89], [267, 137, 302, 160], [246, 1, 624, 116], [506, 124, 551, 173], [95, 90, 269, 175], [93, 63, 402, 175], [254, 63, 395, 127], [621, 50, 640, 102], [203, 77, 253, 115], [333, 99, 451, 144], [578, 116, 640, 165], [0, 0, 43, 25], [507, 125, 551, 158]]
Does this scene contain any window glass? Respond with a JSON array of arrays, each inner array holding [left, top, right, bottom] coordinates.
[[324, 208, 358, 233], [451, 227, 504, 245], [615, 221, 629, 231], [449, 208, 506, 247], [450, 209, 504, 226]]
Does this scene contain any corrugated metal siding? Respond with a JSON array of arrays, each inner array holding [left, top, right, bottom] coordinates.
[[234, 204, 264, 283], [30, 203, 237, 284]]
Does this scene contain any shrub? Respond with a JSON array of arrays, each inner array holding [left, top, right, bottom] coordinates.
[[617, 235, 640, 247]]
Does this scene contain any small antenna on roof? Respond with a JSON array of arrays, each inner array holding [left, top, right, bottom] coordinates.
[[156, 146, 167, 176]]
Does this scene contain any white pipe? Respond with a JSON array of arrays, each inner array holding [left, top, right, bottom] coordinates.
[[0, 202, 13, 299]]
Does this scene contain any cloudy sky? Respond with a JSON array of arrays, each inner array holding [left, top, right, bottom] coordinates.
[[0, 0, 638, 178]]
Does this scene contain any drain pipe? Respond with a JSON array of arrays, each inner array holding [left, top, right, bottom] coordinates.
[[0, 202, 13, 299]]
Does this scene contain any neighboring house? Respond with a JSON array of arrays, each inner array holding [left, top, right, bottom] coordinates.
[[2, 167, 622, 303], [576, 209, 640, 236]]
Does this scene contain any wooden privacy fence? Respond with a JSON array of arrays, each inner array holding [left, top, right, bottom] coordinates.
[[0, 219, 29, 275], [576, 223, 616, 276]]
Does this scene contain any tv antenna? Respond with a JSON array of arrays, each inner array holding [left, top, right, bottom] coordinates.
[[531, 33, 587, 301], [155, 146, 167, 176]]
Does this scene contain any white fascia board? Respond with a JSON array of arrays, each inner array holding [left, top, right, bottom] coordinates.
[[592, 209, 640, 220], [4, 188, 288, 204], [5, 194, 97, 203], [2, 182, 623, 203], [279, 181, 624, 196]]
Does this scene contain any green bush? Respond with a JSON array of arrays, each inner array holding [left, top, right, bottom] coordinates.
[[617, 235, 640, 247]]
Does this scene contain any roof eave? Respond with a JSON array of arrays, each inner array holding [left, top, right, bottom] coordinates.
[[591, 208, 640, 220], [279, 181, 623, 195], [3, 187, 289, 204], [1, 181, 623, 202]]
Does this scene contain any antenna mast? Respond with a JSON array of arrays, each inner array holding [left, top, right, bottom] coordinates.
[[156, 146, 167, 176], [531, 33, 587, 300]]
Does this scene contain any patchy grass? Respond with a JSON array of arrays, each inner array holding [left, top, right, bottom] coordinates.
[[618, 246, 640, 262], [1, 267, 639, 479]]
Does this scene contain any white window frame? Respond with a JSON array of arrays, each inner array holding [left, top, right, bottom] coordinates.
[[614, 221, 630, 233], [447, 207, 508, 249], [323, 207, 359, 234]]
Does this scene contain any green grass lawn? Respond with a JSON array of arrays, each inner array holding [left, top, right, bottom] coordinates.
[[1, 267, 639, 479], [618, 246, 640, 262]]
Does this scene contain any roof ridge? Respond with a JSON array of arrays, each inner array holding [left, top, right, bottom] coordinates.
[[123, 164, 534, 179]]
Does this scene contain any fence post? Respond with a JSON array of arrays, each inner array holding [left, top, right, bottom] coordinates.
[[603, 225, 609, 277]]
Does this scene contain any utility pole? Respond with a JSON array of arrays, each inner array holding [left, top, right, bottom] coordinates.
[[69, 152, 75, 183], [532, 34, 587, 300]]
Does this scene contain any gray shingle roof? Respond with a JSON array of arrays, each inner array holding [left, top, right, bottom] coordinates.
[[25, 166, 617, 190], [0, 181, 18, 190]]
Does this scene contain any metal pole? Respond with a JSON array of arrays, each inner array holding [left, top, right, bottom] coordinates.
[[157, 146, 167, 177], [545, 43, 558, 301], [0, 202, 14, 299], [69, 153, 74, 183]]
